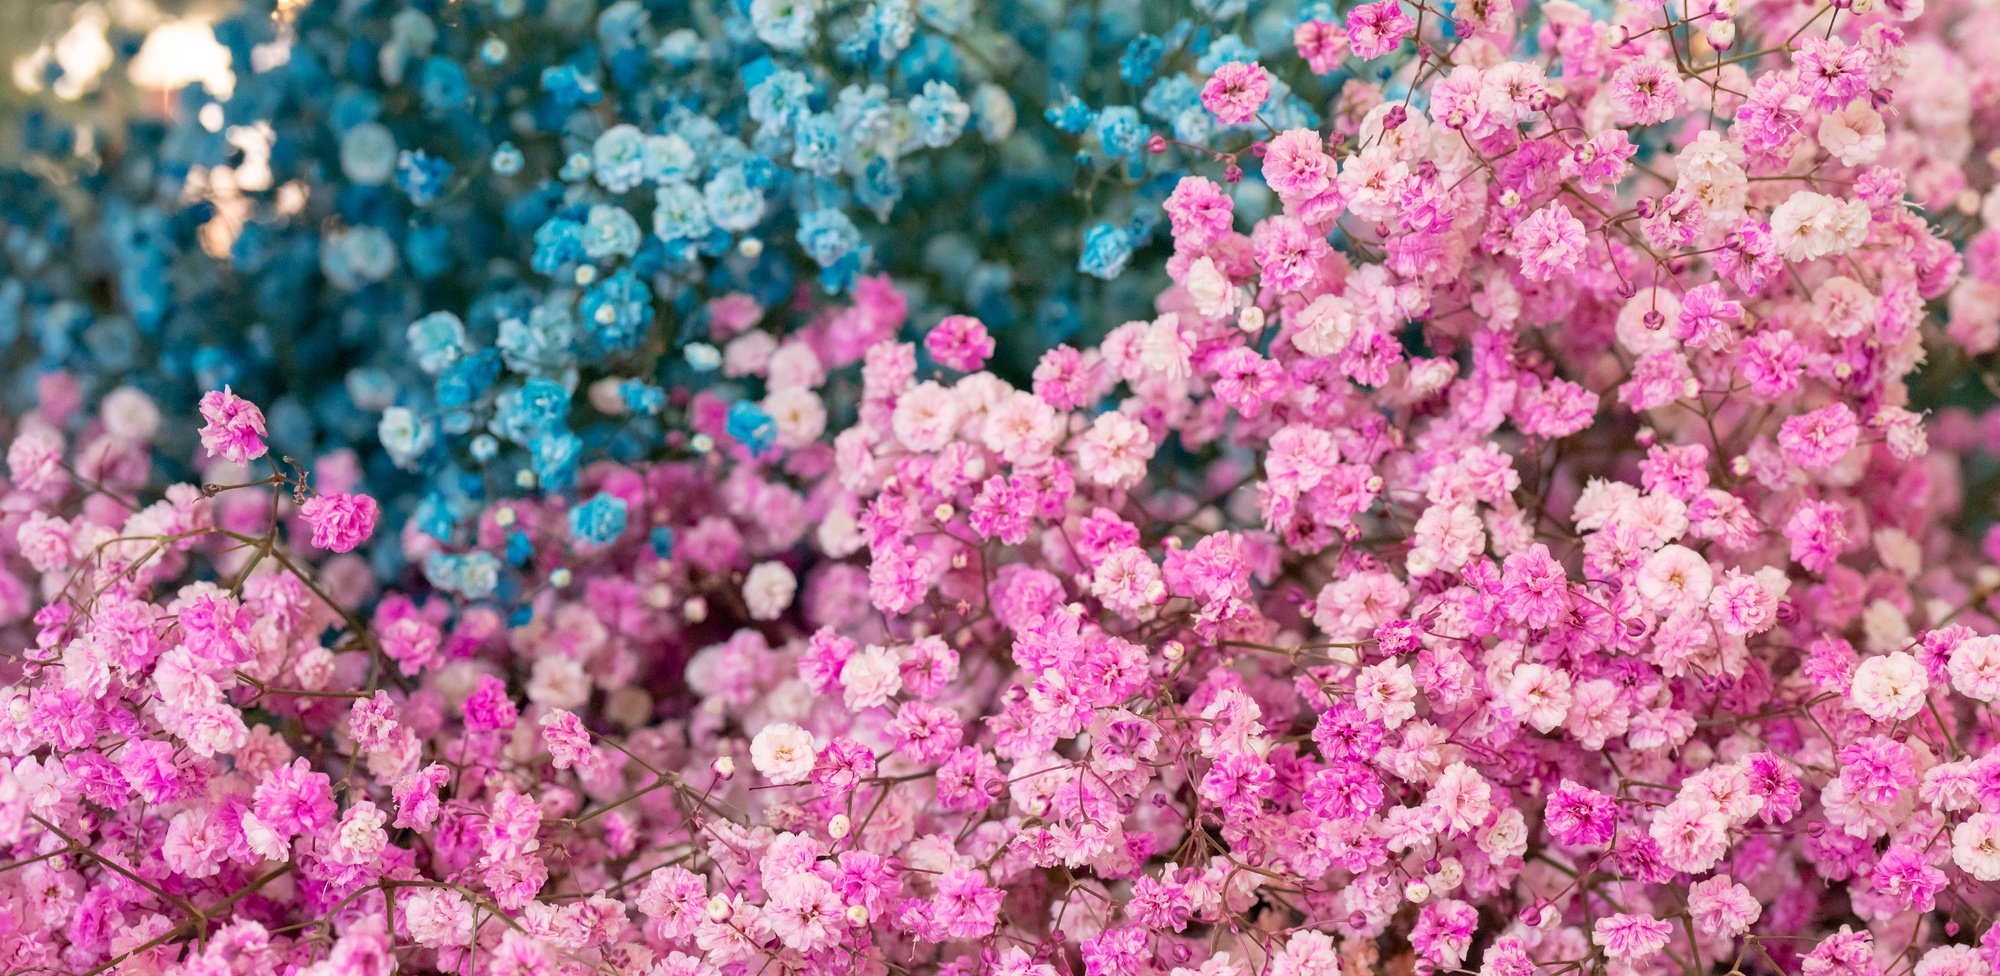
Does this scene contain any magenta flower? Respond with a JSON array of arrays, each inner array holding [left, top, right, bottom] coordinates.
[[196, 386, 269, 463], [1594, 913, 1674, 959], [1345, 0, 1414, 58], [299, 490, 380, 552]]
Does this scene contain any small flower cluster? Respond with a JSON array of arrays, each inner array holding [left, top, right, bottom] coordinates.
[[11, 0, 2000, 975]]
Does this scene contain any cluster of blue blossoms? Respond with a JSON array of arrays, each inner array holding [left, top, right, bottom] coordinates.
[[0, 0, 1373, 582]]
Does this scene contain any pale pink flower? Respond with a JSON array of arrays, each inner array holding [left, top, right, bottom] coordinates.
[[1512, 203, 1586, 280], [1850, 652, 1929, 722]]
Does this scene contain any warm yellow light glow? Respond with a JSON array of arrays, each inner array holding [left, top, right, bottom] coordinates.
[[128, 18, 235, 97]]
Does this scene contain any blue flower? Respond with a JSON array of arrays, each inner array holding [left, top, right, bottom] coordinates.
[[531, 430, 582, 490], [492, 377, 572, 445], [1044, 89, 1097, 134], [1079, 222, 1134, 280], [703, 166, 767, 233], [1121, 35, 1165, 87], [418, 58, 472, 114], [490, 142, 524, 176], [541, 64, 603, 106], [1093, 106, 1148, 160], [532, 216, 588, 274], [580, 269, 653, 351], [797, 208, 861, 269], [568, 492, 629, 544], [396, 150, 453, 206], [751, 0, 818, 50], [748, 68, 815, 134], [791, 114, 845, 177], [621, 380, 666, 414], [726, 400, 778, 455]]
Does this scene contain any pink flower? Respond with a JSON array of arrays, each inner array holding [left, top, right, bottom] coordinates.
[[539, 708, 597, 769], [1849, 651, 1928, 722], [1594, 913, 1673, 959], [1780, 403, 1860, 469], [6, 423, 65, 494], [1512, 203, 1587, 281], [1500, 543, 1569, 629], [1544, 780, 1618, 847], [197, 386, 269, 463], [1947, 634, 2000, 701], [1263, 129, 1336, 203], [1650, 796, 1730, 872], [300, 491, 380, 552], [1163, 176, 1234, 252], [1294, 20, 1350, 73], [1688, 875, 1762, 937], [925, 314, 995, 371], [1412, 900, 1478, 968], [1200, 62, 1270, 126], [1610, 57, 1681, 126], [1345, 0, 1415, 59]]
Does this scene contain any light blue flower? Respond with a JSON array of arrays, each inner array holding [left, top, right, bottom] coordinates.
[[339, 122, 398, 186], [593, 124, 649, 193], [797, 208, 861, 269], [1079, 222, 1133, 280], [569, 492, 629, 543], [909, 81, 970, 148], [750, 0, 817, 50], [582, 205, 643, 261], [652, 183, 712, 242], [749, 69, 815, 136], [407, 311, 468, 375], [704, 166, 767, 233]]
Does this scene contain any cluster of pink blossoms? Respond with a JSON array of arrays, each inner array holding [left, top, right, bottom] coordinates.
[[12, 0, 2000, 975]]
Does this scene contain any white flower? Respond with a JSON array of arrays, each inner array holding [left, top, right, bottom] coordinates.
[[1770, 192, 1869, 262], [763, 388, 826, 449], [1849, 652, 1929, 722], [340, 122, 398, 186], [742, 562, 798, 621], [1951, 812, 2000, 881], [750, 722, 817, 784], [1817, 102, 1885, 166], [1291, 293, 1359, 358], [101, 387, 161, 442], [839, 645, 903, 711], [1947, 634, 2000, 702], [1185, 257, 1236, 319], [1636, 544, 1714, 611], [1505, 663, 1574, 733]]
